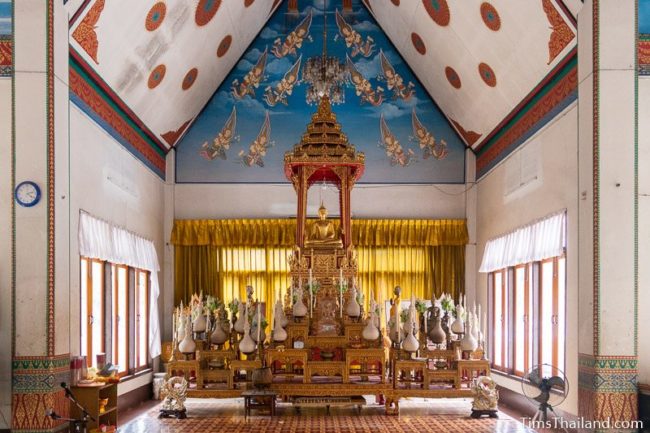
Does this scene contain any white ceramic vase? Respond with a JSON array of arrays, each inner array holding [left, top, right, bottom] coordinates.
[[273, 318, 288, 342], [362, 312, 380, 341], [210, 318, 229, 345], [178, 317, 196, 354], [239, 332, 256, 354], [401, 328, 420, 353], [460, 315, 478, 352], [234, 301, 246, 334], [346, 286, 361, 318], [293, 288, 308, 318]]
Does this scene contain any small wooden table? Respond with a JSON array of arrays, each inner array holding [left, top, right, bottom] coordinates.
[[242, 390, 277, 419]]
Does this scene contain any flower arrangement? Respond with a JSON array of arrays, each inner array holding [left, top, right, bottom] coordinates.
[[414, 299, 427, 315], [206, 295, 222, 315], [400, 309, 409, 323], [439, 293, 455, 313], [356, 290, 365, 306], [308, 281, 321, 294], [227, 300, 239, 316]]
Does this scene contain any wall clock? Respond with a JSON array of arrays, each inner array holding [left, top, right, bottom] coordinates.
[[14, 181, 41, 207]]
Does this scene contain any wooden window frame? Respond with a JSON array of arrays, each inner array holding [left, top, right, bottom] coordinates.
[[81, 257, 105, 368], [112, 264, 130, 376], [513, 264, 532, 377], [538, 255, 565, 371], [134, 269, 150, 371], [490, 269, 508, 372]]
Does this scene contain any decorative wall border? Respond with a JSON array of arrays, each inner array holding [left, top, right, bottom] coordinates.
[[638, 34, 650, 75], [0, 35, 11, 77], [69, 49, 166, 178], [12, 355, 70, 432], [476, 50, 578, 177], [46, 0, 55, 358], [578, 354, 638, 421], [592, 0, 601, 357]]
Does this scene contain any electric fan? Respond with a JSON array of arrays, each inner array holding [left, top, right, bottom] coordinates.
[[521, 363, 569, 423]]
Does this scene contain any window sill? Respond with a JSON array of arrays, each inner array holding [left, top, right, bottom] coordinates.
[[119, 368, 153, 384], [491, 369, 564, 396]]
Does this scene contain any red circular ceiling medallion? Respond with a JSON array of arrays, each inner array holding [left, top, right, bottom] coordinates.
[[145, 2, 166, 32], [478, 62, 497, 87], [423, 0, 450, 27], [195, 0, 222, 27], [182, 68, 198, 90], [480, 2, 501, 31], [217, 34, 233, 58], [391, 0, 400, 5], [445, 66, 461, 89], [411, 32, 426, 55], [244, 0, 255, 6], [147, 64, 166, 89]]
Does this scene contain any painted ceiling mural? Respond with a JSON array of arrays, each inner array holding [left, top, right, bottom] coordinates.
[[641, 0, 650, 34], [68, 0, 283, 177], [0, 0, 11, 77], [363, 0, 578, 176], [176, 0, 466, 184]]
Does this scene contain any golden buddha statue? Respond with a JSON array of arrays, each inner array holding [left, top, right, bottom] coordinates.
[[389, 286, 402, 319], [304, 203, 343, 248]]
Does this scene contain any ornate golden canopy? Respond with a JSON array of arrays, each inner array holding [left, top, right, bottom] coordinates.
[[284, 96, 365, 249]]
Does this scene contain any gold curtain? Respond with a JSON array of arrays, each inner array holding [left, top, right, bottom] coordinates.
[[172, 219, 467, 321]]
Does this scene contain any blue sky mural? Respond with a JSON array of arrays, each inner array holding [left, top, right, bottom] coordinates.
[[176, 0, 466, 184], [0, 0, 11, 36], [641, 0, 650, 34]]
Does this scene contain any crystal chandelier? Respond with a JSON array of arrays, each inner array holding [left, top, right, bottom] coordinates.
[[302, 9, 347, 105]]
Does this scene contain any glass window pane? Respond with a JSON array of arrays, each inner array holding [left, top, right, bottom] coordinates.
[[541, 261, 554, 366], [557, 257, 566, 370], [112, 265, 117, 367], [80, 259, 88, 361], [527, 265, 534, 371], [91, 261, 103, 367], [137, 271, 148, 368], [493, 272, 502, 367], [514, 267, 525, 373], [117, 267, 128, 373]]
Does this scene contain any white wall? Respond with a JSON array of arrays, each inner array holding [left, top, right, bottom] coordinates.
[[475, 104, 579, 415], [638, 78, 650, 385], [174, 183, 467, 220], [69, 106, 165, 395]]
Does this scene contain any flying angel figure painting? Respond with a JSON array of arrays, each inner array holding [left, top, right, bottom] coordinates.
[[199, 107, 238, 161], [411, 109, 449, 160], [231, 48, 268, 100], [379, 114, 416, 167], [335, 9, 374, 58], [238, 111, 273, 167], [271, 10, 313, 58]]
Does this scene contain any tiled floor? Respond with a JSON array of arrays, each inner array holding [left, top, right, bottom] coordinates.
[[119, 398, 538, 433]]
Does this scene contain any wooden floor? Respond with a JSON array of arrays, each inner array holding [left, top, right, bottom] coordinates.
[[118, 397, 539, 433]]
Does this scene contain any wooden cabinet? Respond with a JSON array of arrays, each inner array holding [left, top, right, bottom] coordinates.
[[70, 383, 118, 431]]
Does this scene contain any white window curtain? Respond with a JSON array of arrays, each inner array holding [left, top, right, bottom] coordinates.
[[479, 211, 566, 273], [78, 211, 162, 358]]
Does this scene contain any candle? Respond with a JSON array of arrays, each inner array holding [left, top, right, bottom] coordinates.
[[396, 302, 400, 345], [477, 304, 482, 336], [172, 310, 177, 342], [309, 268, 313, 318], [339, 268, 344, 318], [481, 311, 487, 350], [257, 304, 261, 344]]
